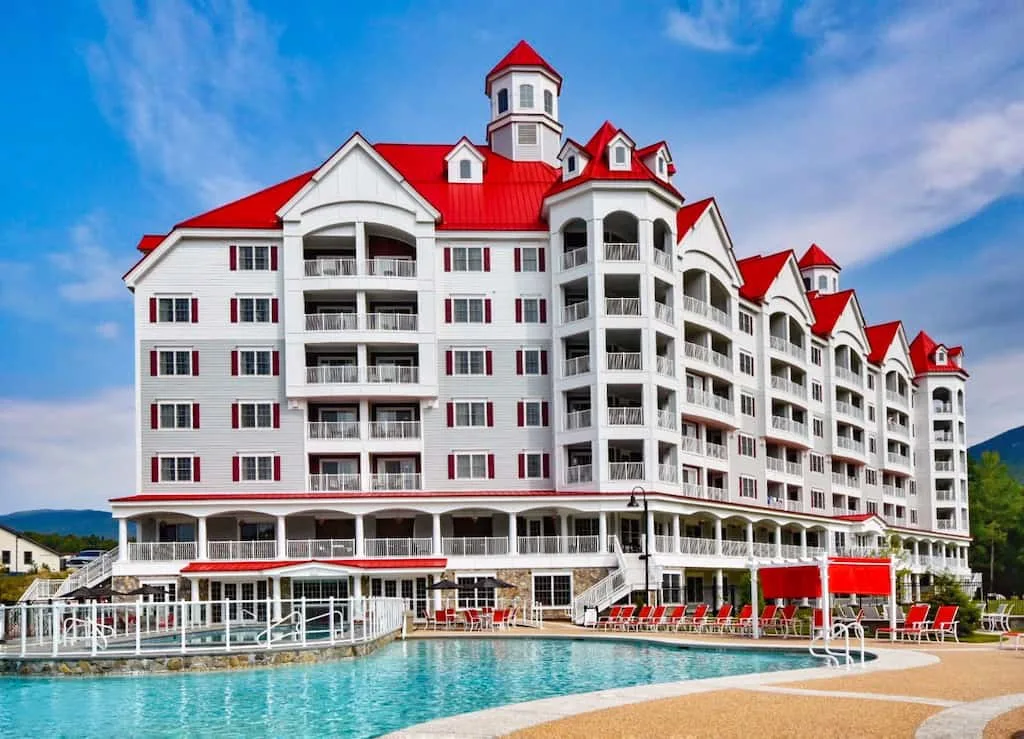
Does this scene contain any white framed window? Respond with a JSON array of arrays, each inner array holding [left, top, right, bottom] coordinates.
[[158, 402, 193, 429], [240, 350, 272, 376], [740, 393, 756, 416], [813, 418, 824, 437], [454, 401, 487, 427], [869, 436, 876, 453], [811, 346, 822, 365], [567, 155, 576, 173], [866, 501, 878, 515], [239, 297, 271, 323], [159, 456, 194, 482], [614, 145, 626, 164], [818, 275, 827, 290], [739, 476, 757, 498], [867, 374, 875, 389], [910, 510, 918, 524], [810, 454, 824, 473], [738, 311, 754, 335], [811, 489, 825, 509], [533, 573, 571, 607], [453, 297, 486, 323], [739, 352, 755, 376], [459, 159, 472, 179], [812, 382, 823, 402], [522, 348, 542, 375], [496, 88, 509, 114], [519, 247, 540, 272], [455, 452, 489, 480], [868, 405, 876, 422], [158, 350, 193, 376], [738, 435, 756, 457], [238, 245, 269, 271], [452, 247, 484, 272], [543, 89, 553, 114], [157, 297, 192, 323], [239, 454, 273, 481], [453, 349, 486, 375], [522, 400, 543, 427], [239, 402, 273, 429], [519, 84, 534, 108], [865, 469, 877, 486], [522, 452, 544, 479], [521, 297, 541, 323], [517, 123, 538, 146], [657, 156, 665, 174]]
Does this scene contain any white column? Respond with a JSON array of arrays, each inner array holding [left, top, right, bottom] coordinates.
[[118, 519, 128, 561], [800, 527, 808, 558], [355, 220, 367, 265], [352, 574, 363, 598], [672, 515, 681, 554], [197, 517, 208, 560], [714, 518, 723, 556], [432, 514, 442, 556], [750, 566, 760, 639], [508, 513, 518, 555], [824, 527, 834, 555], [560, 513, 569, 553], [775, 524, 783, 558], [276, 516, 287, 559], [432, 575, 442, 612], [715, 569, 724, 608], [912, 539, 919, 566], [598, 512, 608, 552], [746, 522, 754, 556], [355, 515, 365, 557], [646, 510, 655, 554], [272, 576, 282, 620]]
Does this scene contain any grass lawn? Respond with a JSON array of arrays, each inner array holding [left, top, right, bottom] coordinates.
[[961, 632, 1001, 643]]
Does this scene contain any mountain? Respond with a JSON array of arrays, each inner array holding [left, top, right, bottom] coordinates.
[[969, 425, 1024, 480], [0, 509, 119, 538]]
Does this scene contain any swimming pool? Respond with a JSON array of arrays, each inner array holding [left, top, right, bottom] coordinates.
[[0, 637, 819, 737]]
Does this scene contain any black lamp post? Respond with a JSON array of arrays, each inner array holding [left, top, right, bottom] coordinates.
[[627, 485, 650, 605]]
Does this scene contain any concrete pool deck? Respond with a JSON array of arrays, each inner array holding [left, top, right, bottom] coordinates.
[[392, 623, 1024, 738]]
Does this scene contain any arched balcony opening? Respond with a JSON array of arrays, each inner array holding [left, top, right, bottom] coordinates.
[[560, 218, 588, 270], [682, 268, 732, 328], [602, 211, 639, 261], [833, 345, 863, 386], [932, 387, 952, 413], [768, 311, 806, 360], [652, 218, 673, 270]]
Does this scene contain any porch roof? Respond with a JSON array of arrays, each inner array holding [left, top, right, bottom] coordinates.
[[180, 557, 447, 574]]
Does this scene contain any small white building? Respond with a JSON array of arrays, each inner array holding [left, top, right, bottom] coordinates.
[[0, 525, 63, 574]]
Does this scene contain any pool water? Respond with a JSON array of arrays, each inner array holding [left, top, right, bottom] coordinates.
[[0, 638, 818, 738]]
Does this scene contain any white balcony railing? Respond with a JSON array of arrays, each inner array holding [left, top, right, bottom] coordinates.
[[658, 463, 678, 482], [655, 355, 675, 377], [604, 242, 640, 261], [127, 542, 197, 561], [562, 301, 589, 323], [766, 457, 786, 473], [705, 441, 727, 460], [653, 249, 672, 271], [656, 409, 677, 430], [835, 435, 865, 453], [207, 541, 277, 560], [687, 388, 734, 415], [366, 258, 416, 278], [287, 539, 356, 558], [887, 421, 909, 436], [369, 421, 421, 439], [771, 415, 807, 437], [786, 460, 802, 475], [307, 365, 359, 384], [442, 537, 509, 556], [886, 452, 910, 467], [769, 335, 805, 361], [365, 313, 418, 331], [831, 472, 861, 489], [835, 366, 862, 386], [608, 407, 643, 425], [681, 484, 725, 502], [933, 403, 953, 414], [605, 297, 641, 316], [771, 375, 807, 399], [835, 400, 864, 420], [365, 538, 432, 557], [606, 352, 642, 371], [305, 312, 359, 332], [565, 464, 593, 484], [933, 431, 954, 442], [609, 462, 644, 480], [935, 489, 957, 502], [371, 472, 422, 490], [308, 473, 360, 491], [654, 302, 674, 325], [562, 247, 588, 271], [308, 421, 360, 440], [367, 365, 419, 384], [885, 389, 907, 406], [564, 355, 591, 377], [304, 257, 357, 277], [934, 460, 955, 472], [680, 436, 702, 454], [935, 520, 957, 531], [565, 409, 592, 431], [682, 295, 731, 328], [883, 485, 907, 498], [517, 536, 563, 555], [680, 537, 717, 556]]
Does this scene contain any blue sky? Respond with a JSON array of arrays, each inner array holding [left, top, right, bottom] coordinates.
[[0, 0, 1022, 511]]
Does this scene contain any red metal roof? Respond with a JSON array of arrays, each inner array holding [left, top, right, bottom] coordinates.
[[485, 40, 562, 93], [834, 513, 881, 523], [136, 234, 165, 253], [864, 321, 903, 364], [798, 243, 840, 270], [180, 558, 447, 573], [909, 331, 968, 377], [736, 250, 793, 302], [675, 197, 713, 242], [175, 169, 316, 230], [808, 289, 855, 337]]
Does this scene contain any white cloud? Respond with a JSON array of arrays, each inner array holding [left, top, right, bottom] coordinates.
[[95, 321, 120, 340], [0, 388, 135, 513], [962, 351, 1024, 445], [666, 0, 781, 52], [49, 215, 125, 303]]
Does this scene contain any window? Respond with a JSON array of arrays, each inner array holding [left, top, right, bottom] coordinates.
[[739, 352, 754, 376], [812, 382, 823, 402], [453, 298, 486, 323], [24, 551, 32, 566], [739, 476, 757, 498], [522, 452, 544, 478], [661, 573, 682, 603], [533, 574, 571, 607], [159, 456, 194, 482], [739, 311, 754, 334], [517, 124, 537, 146], [909, 480, 916, 495], [0, 551, 8, 565], [813, 418, 824, 437], [459, 159, 472, 179], [497, 88, 509, 114], [865, 469, 877, 486], [811, 347, 822, 365], [543, 89, 553, 114], [521, 348, 542, 375], [158, 402, 193, 429], [867, 374, 875, 390], [452, 246, 484, 272], [521, 297, 541, 323], [868, 405, 875, 422], [519, 247, 540, 272], [457, 576, 495, 609], [453, 350, 486, 375], [869, 436, 876, 453], [811, 489, 825, 509], [657, 156, 665, 175], [738, 435, 756, 457], [239, 402, 273, 429], [740, 393, 756, 416], [910, 510, 918, 524], [810, 454, 824, 473], [240, 455, 273, 481], [567, 155, 576, 173], [866, 501, 878, 515], [454, 401, 487, 427], [240, 350, 272, 376], [157, 297, 192, 322], [158, 350, 193, 376], [238, 245, 269, 271], [455, 452, 489, 480], [239, 297, 271, 323], [519, 84, 534, 108], [523, 400, 543, 427], [818, 275, 827, 290], [614, 146, 626, 164]]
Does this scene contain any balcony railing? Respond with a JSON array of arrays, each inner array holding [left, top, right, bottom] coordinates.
[[653, 249, 672, 271], [752, 542, 775, 558], [769, 335, 805, 361], [933, 432, 954, 442], [682, 295, 731, 328], [771, 375, 807, 399], [933, 403, 953, 414], [366, 365, 419, 384], [653, 302, 674, 325], [604, 242, 640, 261], [304, 257, 357, 277], [365, 313, 418, 331], [207, 541, 277, 560], [835, 400, 864, 420], [835, 436, 865, 453], [705, 441, 727, 460], [371, 472, 422, 490], [835, 366, 862, 386], [831, 472, 861, 488], [883, 485, 907, 498], [608, 406, 643, 425], [680, 436, 702, 454], [127, 542, 197, 561], [655, 355, 675, 377], [722, 540, 748, 557], [565, 409, 592, 431], [606, 352, 642, 371], [442, 537, 509, 556], [307, 366, 359, 384], [658, 463, 678, 482], [286, 539, 355, 558], [564, 355, 591, 377], [771, 415, 807, 437], [605, 297, 641, 316], [562, 247, 588, 271], [885, 389, 907, 406], [681, 484, 725, 501], [308, 421, 360, 440], [887, 421, 909, 436], [306, 312, 359, 331], [308, 473, 360, 491], [563, 301, 589, 323], [609, 462, 644, 480], [565, 464, 593, 484], [656, 409, 677, 430], [680, 537, 717, 556], [684, 342, 732, 372], [886, 452, 910, 467], [934, 460, 955, 472], [935, 489, 957, 502], [766, 457, 786, 473], [686, 388, 734, 415], [517, 536, 562, 555], [935, 520, 957, 531], [369, 421, 421, 439], [367, 258, 416, 278], [365, 538, 432, 557]]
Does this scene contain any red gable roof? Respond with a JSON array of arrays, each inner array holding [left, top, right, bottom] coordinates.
[[909, 331, 968, 376], [808, 289, 855, 337], [798, 243, 840, 270], [176, 169, 316, 230], [676, 197, 713, 242], [485, 40, 562, 93], [136, 234, 165, 253], [636, 141, 668, 159], [864, 321, 902, 364], [736, 250, 792, 302]]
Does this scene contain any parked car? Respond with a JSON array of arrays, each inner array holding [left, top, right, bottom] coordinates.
[[65, 549, 108, 570]]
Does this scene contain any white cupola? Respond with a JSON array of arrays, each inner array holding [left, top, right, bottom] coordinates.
[[797, 243, 841, 294], [484, 40, 564, 166]]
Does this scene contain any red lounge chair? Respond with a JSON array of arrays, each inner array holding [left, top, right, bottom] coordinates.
[[731, 604, 754, 634], [628, 605, 653, 631], [999, 631, 1024, 650], [664, 605, 686, 630], [756, 604, 779, 634], [704, 604, 733, 633], [614, 605, 636, 630], [597, 605, 623, 630], [679, 603, 709, 632], [922, 605, 959, 643], [642, 605, 667, 630], [778, 604, 799, 637], [877, 604, 929, 641]]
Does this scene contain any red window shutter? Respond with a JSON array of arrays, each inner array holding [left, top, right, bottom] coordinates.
[[737, 435, 742, 452], [191, 350, 199, 376], [515, 350, 523, 375], [231, 403, 239, 429], [538, 248, 546, 272], [232, 456, 240, 482], [485, 350, 493, 375], [540, 350, 548, 375], [192, 403, 200, 429], [271, 298, 279, 323], [272, 351, 280, 376], [515, 299, 522, 323], [483, 247, 491, 271], [513, 248, 521, 272], [231, 350, 239, 376], [443, 248, 451, 272], [444, 299, 452, 323], [150, 403, 158, 429], [192, 457, 201, 483], [486, 402, 494, 427], [191, 298, 199, 323], [150, 350, 158, 376], [270, 246, 279, 271], [484, 299, 492, 323], [229, 245, 237, 270], [539, 299, 547, 323], [518, 453, 525, 478], [517, 401, 524, 427], [272, 403, 280, 428], [447, 454, 455, 479], [446, 402, 454, 427], [151, 457, 159, 483], [754, 480, 759, 495], [487, 453, 495, 478], [273, 456, 281, 481], [230, 298, 238, 323], [542, 453, 550, 478], [445, 350, 453, 375], [149, 297, 157, 323], [542, 402, 549, 427]]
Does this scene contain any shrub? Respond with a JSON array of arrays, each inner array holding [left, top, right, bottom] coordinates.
[[923, 573, 981, 635]]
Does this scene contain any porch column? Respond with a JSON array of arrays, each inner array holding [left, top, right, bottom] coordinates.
[[598, 512, 608, 552], [432, 513, 442, 556], [271, 576, 282, 620], [714, 569, 724, 608], [432, 575, 442, 612], [508, 513, 518, 555], [746, 522, 754, 557], [352, 574, 363, 598], [276, 516, 287, 560], [912, 540, 919, 566], [559, 513, 569, 554], [117, 519, 128, 561], [355, 515, 365, 557], [189, 577, 201, 621], [672, 515, 681, 554], [355, 220, 367, 266], [824, 527, 833, 555], [714, 518, 723, 556], [197, 516, 208, 560], [645, 509, 655, 554], [800, 527, 808, 558], [775, 524, 783, 558], [912, 573, 920, 602]]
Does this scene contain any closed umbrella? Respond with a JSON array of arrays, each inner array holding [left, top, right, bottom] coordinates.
[[125, 584, 167, 597], [472, 577, 517, 589], [426, 579, 462, 590], [61, 587, 95, 601]]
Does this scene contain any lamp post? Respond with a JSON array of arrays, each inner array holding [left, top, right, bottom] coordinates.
[[627, 485, 650, 605]]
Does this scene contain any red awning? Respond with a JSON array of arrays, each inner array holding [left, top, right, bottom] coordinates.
[[759, 557, 892, 599]]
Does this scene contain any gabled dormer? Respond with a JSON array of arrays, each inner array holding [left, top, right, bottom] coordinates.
[[607, 131, 635, 172], [557, 138, 590, 181], [933, 344, 947, 365], [637, 142, 673, 182], [445, 137, 485, 184]]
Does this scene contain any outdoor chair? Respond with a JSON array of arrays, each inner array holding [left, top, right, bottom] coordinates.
[[861, 605, 884, 621], [922, 605, 959, 642], [704, 604, 734, 633], [628, 605, 653, 631], [663, 605, 686, 630], [756, 604, 779, 635], [778, 604, 799, 637], [641, 605, 666, 630], [597, 605, 623, 629], [678, 603, 709, 632], [877, 603, 930, 641], [730, 604, 754, 634], [612, 605, 636, 630]]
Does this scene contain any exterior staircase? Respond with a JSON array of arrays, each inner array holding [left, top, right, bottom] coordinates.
[[52, 547, 119, 597], [571, 538, 662, 624]]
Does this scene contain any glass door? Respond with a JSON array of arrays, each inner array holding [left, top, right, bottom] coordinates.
[[620, 518, 642, 553]]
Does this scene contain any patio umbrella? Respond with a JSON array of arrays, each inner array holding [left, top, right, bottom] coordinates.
[[85, 585, 125, 600], [124, 584, 166, 597], [61, 586, 95, 600], [426, 579, 463, 590], [471, 577, 517, 589]]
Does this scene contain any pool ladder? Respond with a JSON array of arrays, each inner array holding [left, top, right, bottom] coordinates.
[[809, 622, 865, 669]]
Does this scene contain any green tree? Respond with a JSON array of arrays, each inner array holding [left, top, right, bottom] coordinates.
[[968, 452, 1024, 595]]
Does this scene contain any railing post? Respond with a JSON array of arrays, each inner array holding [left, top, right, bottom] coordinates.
[[349, 597, 356, 644], [300, 597, 307, 646], [180, 601, 187, 654], [266, 597, 273, 650], [90, 602, 98, 656], [51, 602, 59, 657], [19, 603, 27, 657], [135, 601, 141, 655], [224, 600, 231, 652], [329, 596, 336, 646]]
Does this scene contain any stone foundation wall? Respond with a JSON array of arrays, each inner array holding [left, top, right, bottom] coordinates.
[[572, 568, 611, 596]]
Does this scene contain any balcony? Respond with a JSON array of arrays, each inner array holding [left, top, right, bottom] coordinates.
[[562, 301, 589, 324], [887, 421, 909, 436], [609, 462, 644, 480], [365, 313, 418, 331], [562, 247, 588, 271], [687, 388, 735, 416], [684, 342, 732, 373], [306, 311, 418, 333], [831, 472, 861, 489], [886, 452, 910, 467], [680, 436, 702, 455], [935, 489, 957, 503], [442, 537, 509, 556], [306, 366, 359, 384], [564, 355, 591, 377], [308, 473, 360, 492], [834, 436, 865, 454], [127, 542, 198, 561], [367, 366, 419, 384], [565, 464, 593, 484], [368, 421, 421, 439], [933, 431, 954, 443], [771, 415, 808, 437], [655, 355, 675, 378], [770, 375, 807, 399], [935, 520, 958, 531], [308, 421, 360, 440], [835, 400, 864, 420], [606, 352, 642, 371], [607, 407, 643, 425], [883, 485, 906, 498], [656, 409, 677, 431], [367, 258, 417, 278], [934, 460, 956, 472], [565, 409, 592, 431], [767, 457, 802, 476], [208, 541, 277, 560], [682, 295, 731, 329], [885, 390, 907, 407], [517, 536, 607, 555], [365, 538, 432, 557], [604, 242, 640, 261], [303, 257, 416, 279], [769, 335, 805, 362], [654, 302, 674, 325], [705, 441, 727, 461], [933, 403, 953, 414], [305, 312, 359, 332], [681, 483, 726, 501], [371, 472, 422, 490], [658, 463, 678, 483], [835, 366, 862, 387], [286, 539, 355, 558], [653, 249, 672, 271], [605, 297, 641, 316]]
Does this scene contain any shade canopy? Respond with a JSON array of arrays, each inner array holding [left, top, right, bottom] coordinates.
[[426, 579, 463, 590], [471, 577, 517, 589], [759, 557, 893, 599]]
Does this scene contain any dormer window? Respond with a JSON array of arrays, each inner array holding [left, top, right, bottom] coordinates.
[[543, 90, 553, 115], [614, 146, 626, 165], [519, 84, 534, 109], [567, 155, 576, 173], [459, 159, 472, 179], [497, 89, 509, 114], [935, 348, 947, 364], [657, 156, 664, 174]]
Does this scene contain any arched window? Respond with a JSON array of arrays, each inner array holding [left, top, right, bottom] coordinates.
[[614, 146, 626, 165], [497, 88, 509, 114], [817, 275, 827, 290], [543, 89, 553, 114], [459, 159, 472, 179], [519, 84, 534, 108], [567, 155, 576, 173]]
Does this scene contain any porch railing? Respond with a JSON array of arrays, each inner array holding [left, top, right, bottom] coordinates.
[[442, 537, 509, 556], [368, 421, 421, 439], [371, 473, 422, 490], [127, 542, 198, 561], [364, 538, 432, 557], [307, 473, 360, 492], [286, 539, 356, 558], [608, 462, 644, 480], [207, 541, 277, 560], [307, 421, 360, 440]]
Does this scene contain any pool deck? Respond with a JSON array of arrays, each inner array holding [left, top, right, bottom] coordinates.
[[392, 623, 1024, 738]]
